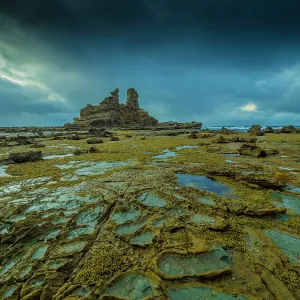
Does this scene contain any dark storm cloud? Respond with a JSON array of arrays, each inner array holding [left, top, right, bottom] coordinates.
[[2, 0, 300, 36], [0, 0, 300, 126]]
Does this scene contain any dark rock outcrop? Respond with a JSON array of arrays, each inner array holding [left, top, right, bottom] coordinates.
[[281, 125, 297, 133], [238, 144, 279, 157], [87, 138, 103, 144], [70, 88, 157, 129], [264, 126, 274, 133], [9, 151, 42, 163], [214, 135, 230, 143], [68, 88, 201, 130], [248, 125, 261, 135]]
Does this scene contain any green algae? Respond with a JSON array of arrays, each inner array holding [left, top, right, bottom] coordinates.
[[74, 243, 132, 286]]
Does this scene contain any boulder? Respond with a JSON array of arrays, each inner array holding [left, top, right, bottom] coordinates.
[[264, 126, 274, 133], [87, 138, 103, 144], [248, 125, 261, 135], [9, 151, 42, 163], [199, 133, 213, 138], [88, 147, 99, 153], [188, 132, 198, 139], [30, 143, 46, 148], [110, 136, 120, 141], [256, 131, 265, 136], [281, 125, 297, 133], [220, 127, 230, 135], [214, 135, 230, 143], [238, 144, 279, 158]]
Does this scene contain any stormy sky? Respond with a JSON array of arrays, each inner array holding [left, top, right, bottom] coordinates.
[[1, 0, 300, 126]]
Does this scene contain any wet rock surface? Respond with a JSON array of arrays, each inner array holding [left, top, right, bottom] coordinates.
[[0, 128, 299, 299]]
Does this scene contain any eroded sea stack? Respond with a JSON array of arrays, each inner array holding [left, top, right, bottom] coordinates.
[[69, 88, 158, 129], [67, 88, 202, 130]]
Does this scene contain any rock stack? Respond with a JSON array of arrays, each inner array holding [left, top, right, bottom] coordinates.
[[69, 88, 158, 129]]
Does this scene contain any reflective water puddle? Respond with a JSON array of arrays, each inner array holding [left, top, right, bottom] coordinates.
[[111, 208, 141, 225], [176, 145, 198, 151], [263, 230, 300, 263], [272, 192, 300, 215], [103, 272, 156, 300], [137, 192, 167, 207], [130, 232, 154, 246], [115, 218, 149, 236], [176, 174, 234, 197], [153, 149, 177, 159], [0, 165, 10, 177], [43, 154, 74, 160], [57, 160, 134, 176], [167, 284, 246, 300], [157, 248, 231, 278]]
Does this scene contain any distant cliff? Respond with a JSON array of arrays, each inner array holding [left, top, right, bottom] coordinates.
[[66, 88, 202, 130]]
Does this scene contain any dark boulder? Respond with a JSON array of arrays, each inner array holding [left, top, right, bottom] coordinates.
[[214, 135, 230, 143], [281, 125, 297, 133], [9, 151, 42, 163], [87, 138, 103, 144], [248, 125, 261, 135]]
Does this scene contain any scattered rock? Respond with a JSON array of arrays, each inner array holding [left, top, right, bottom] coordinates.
[[281, 125, 298, 133], [238, 144, 278, 157], [264, 126, 274, 133], [248, 125, 261, 135], [220, 127, 231, 135], [30, 143, 46, 148], [9, 151, 42, 163], [256, 131, 265, 136], [88, 147, 99, 153], [199, 133, 213, 138], [188, 131, 198, 139], [87, 138, 103, 144], [214, 135, 230, 143]]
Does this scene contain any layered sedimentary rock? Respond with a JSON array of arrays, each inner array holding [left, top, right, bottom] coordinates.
[[69, 88, 158, 129], [73, 88, 121, 128], [68, 88, 202, 130], [119, 88, 158, 127]]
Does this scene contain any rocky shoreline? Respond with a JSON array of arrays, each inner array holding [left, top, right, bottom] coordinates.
[[0, 117, 299, 299]]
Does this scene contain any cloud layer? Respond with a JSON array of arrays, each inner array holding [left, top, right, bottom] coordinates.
[[0, 0, 300, 126]]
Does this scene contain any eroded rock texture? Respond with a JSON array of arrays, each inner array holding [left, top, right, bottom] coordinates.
[[70, 88, 158, 129]]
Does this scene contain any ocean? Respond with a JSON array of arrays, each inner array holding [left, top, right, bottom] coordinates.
[[202, 125, 300, 132]]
